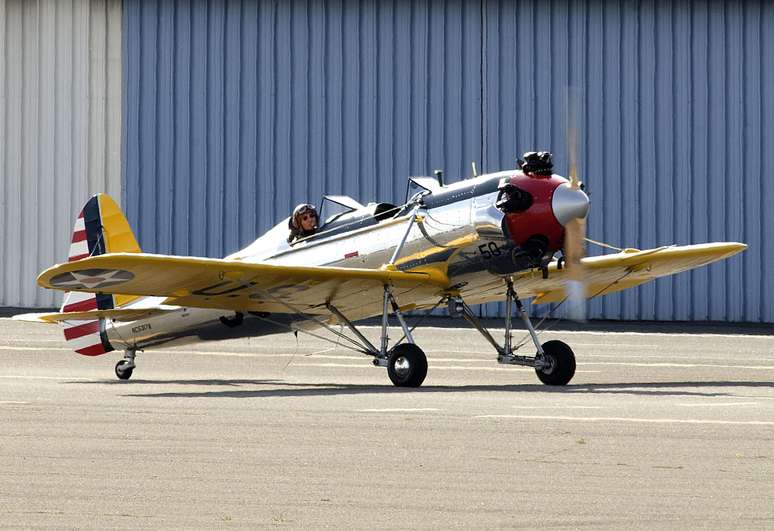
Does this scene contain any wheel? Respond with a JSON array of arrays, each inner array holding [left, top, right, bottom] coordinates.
[[115, 360, 134, 380], [534, 340, 576, 386], [387, 343, 428, 388]]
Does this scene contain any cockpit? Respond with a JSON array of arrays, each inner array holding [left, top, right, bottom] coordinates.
[[230, 173, 451, 262], [309, 195, 403, 241]]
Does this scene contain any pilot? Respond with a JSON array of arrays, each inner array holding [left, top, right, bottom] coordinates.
[[287, 203, 319, 243]]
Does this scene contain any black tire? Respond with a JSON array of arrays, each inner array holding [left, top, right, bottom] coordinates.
[[534, 340, 576, 386], [115, 360, 134, 380], [387, 343, 428, 388]]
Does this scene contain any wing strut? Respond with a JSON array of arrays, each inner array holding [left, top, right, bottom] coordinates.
[[388, 205, 422, 266]]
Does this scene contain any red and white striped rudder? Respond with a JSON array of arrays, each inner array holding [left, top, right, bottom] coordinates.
[[59, 194, 141, 356]]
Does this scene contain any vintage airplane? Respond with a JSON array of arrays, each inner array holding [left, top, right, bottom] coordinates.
[[18, 151, 745, 387]]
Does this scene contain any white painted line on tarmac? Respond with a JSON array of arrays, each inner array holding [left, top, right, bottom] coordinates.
[[0, 345, 361, 359], [675, 402, 759, 408], [179, 349, 356, 359], [475, 414, 774, 426], [0, 375, 96, 381], [2, 338, 66, 343], [0, 344, 581, 366], [579, 352, 774, 363], [0, 346, 71, 352], [291, 362, 600, 373], [3, 344, 770, 372], [292, 362, 531, 371], [293, 362, 526, 371], [0, 401, 29, 405], [582, 361, 774, 370], [511, 405, 606, 410], [358, 408, 440, 413], [143, 349, 497, 363], [566, 342, 660, 348], [437, 344, 661, 353]]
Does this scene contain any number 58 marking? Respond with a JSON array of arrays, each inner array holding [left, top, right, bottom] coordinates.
[[478, 242, 502, 259]]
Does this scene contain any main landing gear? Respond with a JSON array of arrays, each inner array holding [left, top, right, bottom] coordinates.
[[450, 278, 576, 386], [327, 286, 428, 387], [328, 279, 574, 388]]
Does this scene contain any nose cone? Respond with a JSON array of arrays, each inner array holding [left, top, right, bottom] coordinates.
[[552, 183, 590, 226]]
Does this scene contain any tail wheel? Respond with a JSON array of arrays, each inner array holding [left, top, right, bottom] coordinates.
[[387, 344, 428, 388], [535, 340, 576, 386], [115, 360, 134, 380]]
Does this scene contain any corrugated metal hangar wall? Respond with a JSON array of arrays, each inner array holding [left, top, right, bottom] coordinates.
[[0, 0, 123, 308], [122, 0, 774, 323], [3, 0, 773, 323]]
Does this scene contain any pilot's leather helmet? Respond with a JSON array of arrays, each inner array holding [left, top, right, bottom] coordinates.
[[290, 203, 318, 233]]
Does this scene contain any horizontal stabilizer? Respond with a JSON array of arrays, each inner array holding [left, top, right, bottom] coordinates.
[[21, 307, 177, 324], [11, 313, 58, 324]]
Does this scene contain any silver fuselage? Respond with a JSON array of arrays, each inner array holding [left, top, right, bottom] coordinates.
[[106, 172, 559, 351]]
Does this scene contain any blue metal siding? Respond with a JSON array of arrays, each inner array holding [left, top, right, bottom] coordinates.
[[124, 0, 483, 247], [123, 0, 774, 322], [480, 0, 774, 322]]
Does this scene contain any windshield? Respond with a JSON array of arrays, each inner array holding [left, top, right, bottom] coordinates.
[[319, 195, 363, 225]]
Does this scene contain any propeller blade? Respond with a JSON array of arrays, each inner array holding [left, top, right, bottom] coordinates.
[[568, 118, 579, 190], [564, 216, 587, 321], [564, 88, 587, 321]]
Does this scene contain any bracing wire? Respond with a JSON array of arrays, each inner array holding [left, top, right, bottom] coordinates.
[[584, 237, 624, 252], [251, 287, 367, 352], [392, 297, 447, 347], [252, 312, 368, 355]]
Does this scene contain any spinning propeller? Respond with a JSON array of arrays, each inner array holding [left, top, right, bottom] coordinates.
[[562, 98, 588, 321]]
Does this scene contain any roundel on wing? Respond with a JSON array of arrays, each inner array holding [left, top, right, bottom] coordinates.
[[50, 269, 135, 290]]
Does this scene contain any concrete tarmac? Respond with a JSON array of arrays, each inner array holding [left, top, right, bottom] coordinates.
[[1, 317, 773, 529]]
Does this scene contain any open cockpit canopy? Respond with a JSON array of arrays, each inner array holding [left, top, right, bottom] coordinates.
[[312, 195, 403, 240]]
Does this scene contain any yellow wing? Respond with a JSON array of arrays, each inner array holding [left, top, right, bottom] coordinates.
[[37, 253, 450, 321], [458, 242, 747, 306], [524, 242, 747, 303]]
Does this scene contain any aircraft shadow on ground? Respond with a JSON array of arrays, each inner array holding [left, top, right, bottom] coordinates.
[[62, 379, 774, 399]]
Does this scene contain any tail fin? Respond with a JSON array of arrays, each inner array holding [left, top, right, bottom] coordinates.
[[60, 194, 141, 356]]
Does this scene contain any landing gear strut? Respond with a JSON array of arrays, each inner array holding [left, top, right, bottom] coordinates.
[[453, 278, 576, 386], [327, 285, 428, 387], [115, 349, 136, 380]]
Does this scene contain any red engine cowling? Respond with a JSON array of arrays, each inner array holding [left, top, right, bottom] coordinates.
[[497, 172, 567, 253]]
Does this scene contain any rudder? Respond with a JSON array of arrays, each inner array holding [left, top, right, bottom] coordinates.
[[60, 194, 141, 356]]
